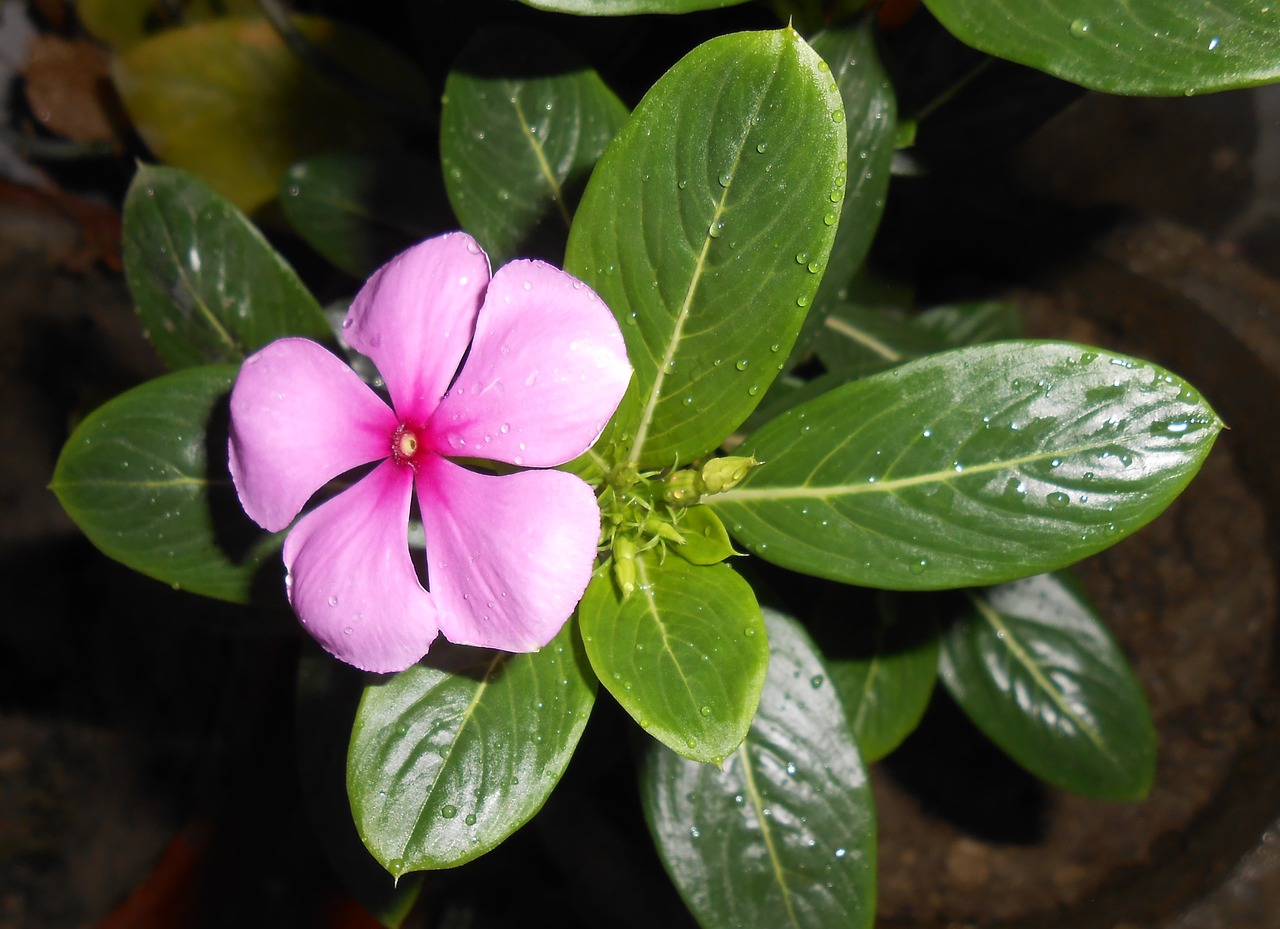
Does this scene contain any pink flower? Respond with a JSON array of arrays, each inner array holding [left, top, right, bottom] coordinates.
[[227, 233, 631, 672]]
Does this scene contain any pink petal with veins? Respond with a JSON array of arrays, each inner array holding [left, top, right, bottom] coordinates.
[[283, 460, 437, 672], [417, 457, 600, 651], [429, 259, 631, 467], [344, 233, 490, 422], [229, 338, 397, 533]]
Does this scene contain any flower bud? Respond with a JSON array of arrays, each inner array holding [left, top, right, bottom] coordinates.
[[700, 456, 758, 494], [613, 535, 637, 596], [663, 469, 705, 506]]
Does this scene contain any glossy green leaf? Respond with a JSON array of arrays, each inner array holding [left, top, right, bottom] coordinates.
[[669, 505, 738, 565], [642, 606, 875, 929], [295, 654, 423, 928], [816, 299, 1021, 378], [815, 303, 949, 378], [441, 27, 629, 266], [915, 300, 1023, 346], [939, 572, 1156, 800], [807, 22, 896, 312], [825, 592, 939, 763], [78, 0, 259, 49], [565, 28, 847, 468], [517, 0, 749, 13], [924, 0, 1280, 95], [124, 165, 331, 369], [578, 556, 767, 765], [712, 341, 1222, 589], [280, 152, 446, 278], [49, 365, 282, 603], [113, 15, 431, 212], [348, 621, 595, 875]]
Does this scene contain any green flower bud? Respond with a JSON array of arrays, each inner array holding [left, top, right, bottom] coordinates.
[[642, 513, 686, 545], [613, 535, 637, 597], [663, 469, 706, 506], [700, 455, 758, 494]]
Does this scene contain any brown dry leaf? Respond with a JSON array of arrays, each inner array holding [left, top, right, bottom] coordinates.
[[23, 35, 127, 146], [0, 179, 122, 272]]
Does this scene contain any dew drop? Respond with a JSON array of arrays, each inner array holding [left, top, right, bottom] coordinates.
[[735, 359, 749, 371], [708, 221, 724, 238], [810, 674, 824, 689], [824, 212, 838, 226], [678, 178, 688, 189], [1069, 18, 1090, 37], [700, 705, 713, 717], [1047, 491, 1070, 508], [748, 385, 760, 396], [909, 559, 928, 575], [756, 142, 767, 154], [464, 813, 477, 826], [441, 805, 458, 819], [797, 295, 809, 307], [327, 595, 339, 607], [718, 172, 732, 187], [831, 108, 845, 122]]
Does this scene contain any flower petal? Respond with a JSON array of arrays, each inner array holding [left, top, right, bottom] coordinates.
[[428, 260, 630, 467], [344, 233, 491, 423], [229, 338, 397, 532], [417, 457, 600, 651], [283, 460, 438, 672]]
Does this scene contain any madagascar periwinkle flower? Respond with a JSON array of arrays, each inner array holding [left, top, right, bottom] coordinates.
[[228, 232, 631, 672]]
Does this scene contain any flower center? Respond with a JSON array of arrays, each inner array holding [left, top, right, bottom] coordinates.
[[392, 423, 425, 468]]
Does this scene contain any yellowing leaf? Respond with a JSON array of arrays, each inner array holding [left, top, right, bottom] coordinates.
[[112, 15, 431, 212]]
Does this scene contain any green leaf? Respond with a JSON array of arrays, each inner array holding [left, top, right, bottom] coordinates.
[[49, 365, 282, 603], [280, 152, 447, 278], [923, 0, 1280, 95], [348, 621, 595, 875], [669, 505, 739, 565], [939, 572, 1156, 800], [807, 22, 896, 312], [915, 300, 1023, 346], [712, 341, 1222, 589], [112, 15, 431, 212], [441, 26, 629, 266], [578, 556, 768, 765], [815, 303, 949, 378], [823, 592, 939, 763], [78, 0, 259, 49], [517, 0, 750, 13], [816, 299, 1021, 379], [565, 27, 847, 468], [124, 165, 331, 369], [641, 606, 875, 929]]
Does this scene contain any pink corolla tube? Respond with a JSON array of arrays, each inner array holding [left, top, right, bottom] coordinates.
[[228, 232, 631, 672]]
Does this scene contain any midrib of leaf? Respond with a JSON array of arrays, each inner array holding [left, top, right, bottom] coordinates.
[[737, 741, 802, 928], [713, 437, 1140, 504], [404, 654, 502, 856], [510, 89, 572, 229], [635, 557, 699, 708], [823, 314, 903, 362], [153, 213, 242, 357], [966, 593, 1116, 765], [627, 90, 767, 466], [848, 621, 889, 737]]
